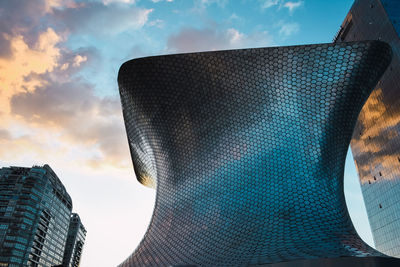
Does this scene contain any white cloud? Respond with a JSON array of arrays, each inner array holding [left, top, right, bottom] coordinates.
[[50, 3, 153, 36], [72, 55, 87, 67], [201, 0, 228, 7], [102, 0, 136, 5], [167, 26, 273, 53], [229, 13, 240, 21], [275, 21, 300, 37], [260, 0, 282, 9], [227, 28, 244, 44], [284, 1, 303, 14], [260, 0, 303, 13], [192, 0, 228, 12], [149, 19, 164, 28]]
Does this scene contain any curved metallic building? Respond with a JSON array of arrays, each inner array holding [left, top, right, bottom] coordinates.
[[117, 41, 398, 266]]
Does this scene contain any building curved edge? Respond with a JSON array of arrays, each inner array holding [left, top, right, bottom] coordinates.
[[117, 41, 398, 266]]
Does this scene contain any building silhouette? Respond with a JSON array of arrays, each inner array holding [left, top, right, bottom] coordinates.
[[0, 165, 86, 267], [62, 213, 87, 267], [334, 0, 400, 257], [117, 41, 399, 266]]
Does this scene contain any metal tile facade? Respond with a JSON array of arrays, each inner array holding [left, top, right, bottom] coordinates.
[[335, 0, 400, 257], [118, 41, 393, 266]]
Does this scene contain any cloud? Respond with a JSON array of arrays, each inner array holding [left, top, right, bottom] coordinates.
[[0, 28, 63, 113], [73, 54, 88, 67], [259, 0, 303, 14], [0, 129, 11, 140], [10, 76, 130, 168], [0, 0, 140, 171], [167, 26, 272, 53], [228, 13, 241, 21], [0, 134, 49, 160], [200, 0, 228, 7], [260, 0, 282, 9], [191, 0, 228, 13], [275, 21, 300, 37], [103, 0, 136, 5], [50, 2, 153, 36], [0, 1, 100, 115], [0, 0, 152, 42], [284, 1, 303, 14], [0, 0, 48, 57], [0, 0, 83, 58], [148, 19, 165, 28], [129, 45, 149, 59], [45, 0, 83, 12], [56, 47, 98, 75]]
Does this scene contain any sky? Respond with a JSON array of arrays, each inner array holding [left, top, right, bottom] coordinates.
[[0, 0, 376, 266]]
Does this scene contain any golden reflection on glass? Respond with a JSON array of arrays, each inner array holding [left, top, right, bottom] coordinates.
[[351, 87, 400, 184]]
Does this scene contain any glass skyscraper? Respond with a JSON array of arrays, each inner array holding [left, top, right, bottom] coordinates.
[[0, 165, 85, 267], [62, 213, 87, 267], [334, 0, 400, 258]]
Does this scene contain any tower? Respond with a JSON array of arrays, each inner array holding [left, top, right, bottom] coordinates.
[[334, 0, 400, 257], [62, 213, 87, 267], [0, 165, 72, 266]]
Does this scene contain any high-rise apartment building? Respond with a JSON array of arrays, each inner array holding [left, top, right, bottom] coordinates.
[[334, 0, 400, 257], [0, 165, 85, 267], [62, 213, 86, 267]]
